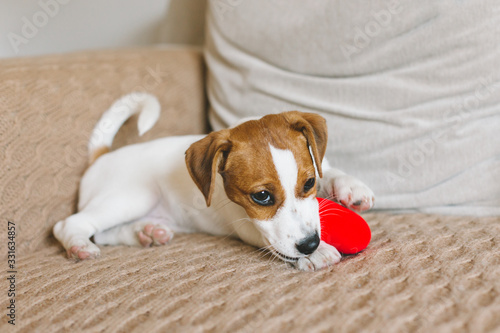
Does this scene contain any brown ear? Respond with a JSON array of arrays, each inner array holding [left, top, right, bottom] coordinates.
[[284, 111, 328, 177], [185, 130, 231, 206]]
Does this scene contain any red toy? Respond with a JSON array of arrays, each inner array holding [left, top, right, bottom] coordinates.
[[317, 197, 371, 254]]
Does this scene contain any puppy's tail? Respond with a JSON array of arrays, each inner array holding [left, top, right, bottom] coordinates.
[[87, 92, 161, 164]]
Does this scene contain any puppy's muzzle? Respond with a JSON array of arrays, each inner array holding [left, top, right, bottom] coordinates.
[[296, 232, 320, 255]]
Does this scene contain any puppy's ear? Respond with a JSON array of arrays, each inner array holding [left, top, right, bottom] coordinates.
[[185, 130, 231, 207], [285, 111, 328, 177]]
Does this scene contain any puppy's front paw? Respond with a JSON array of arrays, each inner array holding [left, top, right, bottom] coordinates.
[[294, 241, 341, 271], [321, 174, 375, 212]]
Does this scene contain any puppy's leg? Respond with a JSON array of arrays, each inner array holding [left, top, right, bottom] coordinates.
[[53, 211, 102, 260], [94, 220, 174, 247], [318, 158, 375, 212], [53, 189, 158, 260], [294, 241, 342, 271]]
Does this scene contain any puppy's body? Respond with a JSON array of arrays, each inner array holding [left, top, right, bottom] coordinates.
[[86, 135, 256, 244], [54, 93, 374, 271]]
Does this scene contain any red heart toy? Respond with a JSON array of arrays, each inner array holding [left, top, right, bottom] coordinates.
[[317, 197, 371, 254]]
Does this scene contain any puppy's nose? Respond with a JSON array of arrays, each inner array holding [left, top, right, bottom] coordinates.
[[296, 232, 320, 255]]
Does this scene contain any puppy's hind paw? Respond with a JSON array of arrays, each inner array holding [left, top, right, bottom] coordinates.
[[137, 224, 173, 247], [66, 240, 101, 260]]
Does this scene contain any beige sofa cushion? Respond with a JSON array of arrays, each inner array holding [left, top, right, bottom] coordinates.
[[204, 0, 500, 216]]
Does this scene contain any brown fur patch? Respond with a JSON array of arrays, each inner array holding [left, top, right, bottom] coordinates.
[[185, 111, 327, 221], [89, 146, 110, 165], [222, 112, 326, 220]]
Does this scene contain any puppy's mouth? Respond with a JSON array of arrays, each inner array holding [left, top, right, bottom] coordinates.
[[273, 250, 300, 262]]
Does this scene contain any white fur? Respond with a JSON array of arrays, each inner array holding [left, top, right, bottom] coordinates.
[[53, 93, 374, 270], [253, 146, 319, 259], [88, 92, 160, 158], [253, 145, 342, 270]]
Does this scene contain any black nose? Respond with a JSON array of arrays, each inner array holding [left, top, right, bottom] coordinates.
[[296, 232, 320, 255]]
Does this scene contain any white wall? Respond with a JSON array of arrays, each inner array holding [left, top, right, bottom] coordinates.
[[0, 0, 206, 58]]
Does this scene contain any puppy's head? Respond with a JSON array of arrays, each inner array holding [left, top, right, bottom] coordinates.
[[185, 112, 327, 262]]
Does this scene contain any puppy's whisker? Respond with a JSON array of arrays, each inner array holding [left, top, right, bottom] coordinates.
[[217, 217, 251, 230], [319, 207, 345, 213], [320, 215, 341, 220], [255, 248, 273, 260], [319, 194, 338, 203], [319, 209, 342, 216], [319, 210, 343, 215], [257, 249, 271, 258], [258, 244, 274, 251], [318, 198, 340, 208], [268, 251, 280, 265], [212, 198, 234, 211], [256, 245, 274, 258], [219, 217, 252, 241], [319, 211, 342, 216], [263, 245, 277, 264], [319, 208, 344, 213], [252, 244, 273, 256]]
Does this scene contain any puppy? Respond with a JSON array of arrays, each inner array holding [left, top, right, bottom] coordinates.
[[53, 93, 374, 271]]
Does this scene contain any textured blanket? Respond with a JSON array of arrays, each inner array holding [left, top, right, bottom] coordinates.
[[8, 213, 500, 332]]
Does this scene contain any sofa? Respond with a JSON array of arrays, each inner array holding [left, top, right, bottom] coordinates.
[[1, 47, 499, 333]]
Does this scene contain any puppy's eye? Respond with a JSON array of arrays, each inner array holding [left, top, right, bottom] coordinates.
[[303, 178, 315, 192], [251, 191, 274, 206]]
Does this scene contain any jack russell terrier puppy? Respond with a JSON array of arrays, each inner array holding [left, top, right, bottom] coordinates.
[[53, 93, 374, 271]]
